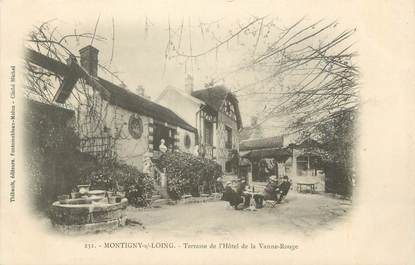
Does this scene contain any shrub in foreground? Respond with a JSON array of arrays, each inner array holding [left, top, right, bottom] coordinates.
[[155, 151, 223, 200]]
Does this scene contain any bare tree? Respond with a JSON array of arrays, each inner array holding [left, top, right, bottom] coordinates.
[[24, 20, 129, 159], [165, 17, 358, 136]]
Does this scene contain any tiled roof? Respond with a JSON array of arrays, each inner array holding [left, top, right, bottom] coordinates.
[[239, 125, 265, 141], [191, 86, 242, 129], [97, 78, 196, 133], [239, 136, 284, 151], [25, 48, 196, 133], [240, 148, 291, 160]]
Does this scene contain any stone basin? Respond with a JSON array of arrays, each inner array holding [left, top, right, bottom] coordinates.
[[50, 198, 128, 233]]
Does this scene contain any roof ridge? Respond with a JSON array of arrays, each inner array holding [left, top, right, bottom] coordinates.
[[96, 77, 196, 132]]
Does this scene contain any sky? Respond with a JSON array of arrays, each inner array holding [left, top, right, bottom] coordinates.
[[46, 15, 286, 131], [24, 1, 359, 137]]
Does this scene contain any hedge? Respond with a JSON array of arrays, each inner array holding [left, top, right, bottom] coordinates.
[[155, 151, 223, 200]]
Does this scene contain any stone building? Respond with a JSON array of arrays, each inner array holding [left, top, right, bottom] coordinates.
[[157, 76, 242, 172], [26, 45, 197, 171], [239, 133, 325, 191], [239, 136, 291, 182]]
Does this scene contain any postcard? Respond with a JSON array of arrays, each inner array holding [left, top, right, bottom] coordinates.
[[0, 0, 414, 264]]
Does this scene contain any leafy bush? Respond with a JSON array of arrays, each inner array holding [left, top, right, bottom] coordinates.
[[81, 160, 154, 207], [315, 109, 357, 196], [155, 151, 223, 200]]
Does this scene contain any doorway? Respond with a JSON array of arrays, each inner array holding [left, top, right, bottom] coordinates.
[[153, 123, 176, 151]]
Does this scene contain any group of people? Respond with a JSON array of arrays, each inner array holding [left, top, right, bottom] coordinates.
[[221, 175, 292, 210]]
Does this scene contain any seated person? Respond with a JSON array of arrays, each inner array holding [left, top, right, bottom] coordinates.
[[255, 175, 292, 207], [276, 176, 291, 203], [252, 175, 278, 208], [215, 177, 224, 193], [221, 182, 244, 209], [264, 175, 279, 200]]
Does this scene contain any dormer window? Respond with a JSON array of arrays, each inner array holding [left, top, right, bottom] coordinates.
[[223, 98, 236, 121], [225, 126, 232, 149]]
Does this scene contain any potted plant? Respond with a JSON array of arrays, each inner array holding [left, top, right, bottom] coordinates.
[[108, 195, 117, 204], [71, 188, 80, 199], [57, 194, 70, 204], [77, 184, 91, 196]]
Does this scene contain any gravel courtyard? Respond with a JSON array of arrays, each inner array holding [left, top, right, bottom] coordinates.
[[117, 192, 352, 238]]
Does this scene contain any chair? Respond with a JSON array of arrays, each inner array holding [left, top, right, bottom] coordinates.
[[264, 182, 292, 208], [263, 189, 281, 208], [264, 199, 279, 208]]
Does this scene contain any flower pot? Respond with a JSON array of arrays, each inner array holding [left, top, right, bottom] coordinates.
[[77, 184, 91, 195], [106, 191, 114, 198], [57, 195, 70, 204], [90, 196, 104, 203], [108, 196, 117, 204], [65, 198, 92, 205], [88, 190, 106, 197], [70, 192, 81, 199]]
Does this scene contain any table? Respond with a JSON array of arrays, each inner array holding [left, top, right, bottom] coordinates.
[[242, 191, 263, 210], [296, 182, 318, 193]]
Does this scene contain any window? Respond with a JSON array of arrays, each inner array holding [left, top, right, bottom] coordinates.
[[153, 123, 176, 151], [204, 119, 213, 146], [223, 98, 236, 121], [225, 126, 232, 149], [184, 134, 191, 148]]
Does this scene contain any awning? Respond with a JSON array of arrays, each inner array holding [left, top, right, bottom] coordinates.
[[239, 151, 251, 158], [239, 158, 251, 166], [241, 147, 291, 161]]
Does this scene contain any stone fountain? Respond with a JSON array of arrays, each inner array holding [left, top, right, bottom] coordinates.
[[50, 185, 128, 234]]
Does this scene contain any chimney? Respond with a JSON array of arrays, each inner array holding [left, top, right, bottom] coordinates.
[[135, 85, 151, 100], [185, 74, 194, 95], [136, 85, 145, 96], [251, 116, 258, 127], [79, 45, 99, 77]]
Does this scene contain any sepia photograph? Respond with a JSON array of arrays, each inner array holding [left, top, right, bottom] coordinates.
[[0, 0, 414, 264]]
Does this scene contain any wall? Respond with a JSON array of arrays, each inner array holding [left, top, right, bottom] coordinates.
[[156, 88, 200, 127], [176, 127, 197, 154], [108, 106, 150, 170], [67, 84, 151, 171], [216, 111, 239, 171], [285, 149, 325, 192]]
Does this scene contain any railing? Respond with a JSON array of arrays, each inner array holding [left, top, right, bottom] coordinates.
[[153, 166, 164, 187], [153, 165, 168, 199]]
